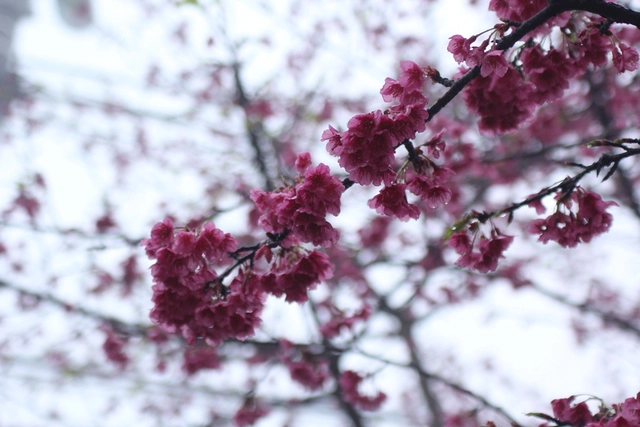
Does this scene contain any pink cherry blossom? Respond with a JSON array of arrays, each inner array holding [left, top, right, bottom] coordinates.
[[521, 46, 578, 104], [182, 346, 221, 375], [489, 0, 546, 21], [528, 189, 617, 248], [258, 249, 333, 303], [101, 325, 129, 369], [144, 222, 267, 346], [368, 183, 420, 221], [576, 27, 612, 68], [613, 42, 639, 73], [251, 157, 344, 247], [398, 60, 426, 93], [339, 370, 387, 411], [463, 65, 536, 135], [447, 35, 474, 64], [448, 230, 513, 273], [233, 399, 270, 427], [552, 396, 593, 426]]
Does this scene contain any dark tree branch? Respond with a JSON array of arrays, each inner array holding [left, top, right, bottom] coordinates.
[[0, 278, 150, 336], [377, 297, 444, 427], [232, 61, 275, 191], [614, 166, 640, 220], [427, 0, 640, 124], [327, 352, 366, 427], [532, 284, 640, 338], [427, 66, 480, 122], [0, 219, 142, 247], [581, 67, 640, 221], [481, 141, 583, 164], [471, 145, 640, 223], [355, 347, 522, 426]]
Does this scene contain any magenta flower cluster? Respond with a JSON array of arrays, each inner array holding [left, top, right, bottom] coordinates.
[[528, 189, 617, 248], [550, 394, 640, 427], [144, 217, 335, 346], [101, 325, 129, 369], [321, 61, 429, 186], [256, 249, 333, 303], [323, 61, 453, 221], [449, 229, 514, 273], [143, 219, 265, 346], [251, 153, 344, 248], [449, 22, 638, 135], [339, 370, 387, 411], [280, 339, 331, 391]]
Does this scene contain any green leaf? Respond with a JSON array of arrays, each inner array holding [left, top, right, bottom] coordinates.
[[177, 0, 199, 6], [443, 215, 471, 240]]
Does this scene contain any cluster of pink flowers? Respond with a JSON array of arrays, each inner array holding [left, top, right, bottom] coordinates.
[[322, 61, 454, 221], [280, 340, 331, 391], [256, 249, 333, 303], [250, 153, 344, 248], [463, 64, 537, 135], [612, 42, 640, 73], [318, 304, 371, 339], [144, 216, 338, 346], [322, 61, 428, 185], [448, 229, 514, 273], [367, 183, 420, 221], [448, 36, 545, 135], [101, 325, 129, 369], [571, 23, 639, 73], [182, 346, 221, 376], [338, 370, 387, 411], [449, 32, 539, 134], [233, 399, 270, 427], [322, 112, 397, 187], [521, 46, 579, 104], [547, 394, 640, 426], [575, 25, 612, 68], [450, 19, 639, 135], [448, 36, 509, 78], [528, 189, 617, 248], [367, 160, 454, 221], [143, 219, 266, 346], [489, 0, 546, 21], [406, 162, 454, 209]]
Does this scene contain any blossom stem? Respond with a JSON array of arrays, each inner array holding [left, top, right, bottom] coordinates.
[[477, 146, 640, 222]]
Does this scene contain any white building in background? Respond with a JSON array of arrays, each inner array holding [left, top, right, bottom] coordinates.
[[0, 0, 91, 117]]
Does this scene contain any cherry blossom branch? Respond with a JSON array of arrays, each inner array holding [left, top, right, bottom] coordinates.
[[232, 61, 276, 191], [354, 347, 522, 426], [426, 0, 640, 124], [613, 167, 640, 220], [531, 284, 640, 339], [582, 66, 640, 221], [207, 231, 289, 288], [491, 0, 640, 53], [327, 351, 366, 427], [0, 219, 142, 247], [426, 66, 480, 122], [377, 297, 445, 427], [481, 141, 584, 164], [4, 355, 333, 409], [546, 0, 640, 28], [0, 278, 150, 336], [475, 143, 640, 223]]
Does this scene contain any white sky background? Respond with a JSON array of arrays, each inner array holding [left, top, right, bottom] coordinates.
[[1, 0, 640, 426]]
